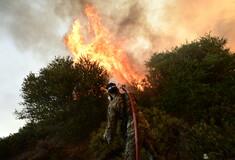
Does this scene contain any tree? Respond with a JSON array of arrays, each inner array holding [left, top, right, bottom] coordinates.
[[145, 34, 235, 123], [145, 34, 235, 159], [16, 56, 108, 140]]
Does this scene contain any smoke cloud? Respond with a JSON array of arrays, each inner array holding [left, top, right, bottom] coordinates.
[[1, 0, 235, 63], [0, 0, 68, 60]]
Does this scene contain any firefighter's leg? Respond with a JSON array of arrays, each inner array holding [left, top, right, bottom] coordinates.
[[124, 134, 135, 160], [143, 129, 159, 160]]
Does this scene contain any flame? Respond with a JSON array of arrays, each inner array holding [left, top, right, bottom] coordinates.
[[64, 5, 144, 88]]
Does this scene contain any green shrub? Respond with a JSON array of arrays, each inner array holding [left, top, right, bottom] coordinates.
[[90, 122, 125, 160], [142, 107, 190, 159], [188, 121, 235, 160], [0, 123, 46, 159], [15, 56, 108, 142], [145, 34, 235, 123]]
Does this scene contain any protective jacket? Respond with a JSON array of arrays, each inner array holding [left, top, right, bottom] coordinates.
[[104, 93, 149, 143]]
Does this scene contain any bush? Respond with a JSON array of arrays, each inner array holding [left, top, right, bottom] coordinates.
[[188, 121, 235, 160], [0, 123, 47, 159], [142, 107, 190, 159], [90, 122, 125, 160], [15, 56, 109, 142], [145, 34, 235, 123]]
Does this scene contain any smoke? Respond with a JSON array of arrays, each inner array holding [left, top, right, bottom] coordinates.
[[94, 0, 235, 63], [161, 0, 235, 51], [55, 0, 235, 63], [0, 0, 67, 60], [1, 0, 235, 62]]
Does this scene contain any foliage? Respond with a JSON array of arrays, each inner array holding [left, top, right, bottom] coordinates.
[[15, 56, 108, 141], [187, 120, 235, 160], [142, 107, 190, 159], [145, 34, 235, 159], [0, 123, 47, 159], [0, 56, 109, 159], [0, 123, 90, 160], [145, 34, 235, 123], [90, 122, 125, 160]]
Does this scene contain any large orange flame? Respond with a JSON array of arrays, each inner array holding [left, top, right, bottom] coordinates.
[[65, 5, 144, 87]]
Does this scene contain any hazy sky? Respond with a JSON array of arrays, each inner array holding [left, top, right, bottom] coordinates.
[[0, 0, 235, 138]]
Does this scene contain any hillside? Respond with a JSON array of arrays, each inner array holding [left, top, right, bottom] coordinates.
[[0, 35, 234, 160]]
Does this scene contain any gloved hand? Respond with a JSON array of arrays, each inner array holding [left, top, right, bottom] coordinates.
[[103, 132, 110, 144], [103, 133, 107, 141]]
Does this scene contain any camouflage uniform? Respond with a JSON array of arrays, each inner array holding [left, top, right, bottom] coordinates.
[[104, 93, 159, 160]]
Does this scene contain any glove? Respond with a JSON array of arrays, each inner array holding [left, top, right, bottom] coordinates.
[[103, 133, 107, 141], [103, 132, 110, 144]]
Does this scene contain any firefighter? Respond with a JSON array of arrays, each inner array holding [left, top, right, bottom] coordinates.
[[103, 83, 162, 160]]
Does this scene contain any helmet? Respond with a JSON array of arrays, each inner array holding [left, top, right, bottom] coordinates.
[[106, 83, 118, 94]]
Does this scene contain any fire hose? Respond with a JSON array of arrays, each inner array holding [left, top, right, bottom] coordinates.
[[129, 93, 139, 160], [121, 85, 139, 160]]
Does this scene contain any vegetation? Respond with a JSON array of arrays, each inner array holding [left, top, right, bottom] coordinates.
[[146, 35, 235, 123], [144, 34, 235, 159], [15, 56, 108, 141], [0, 35, 234, 160]]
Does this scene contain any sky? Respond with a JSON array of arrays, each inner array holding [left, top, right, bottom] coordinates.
[[0, 0, 235, 138]]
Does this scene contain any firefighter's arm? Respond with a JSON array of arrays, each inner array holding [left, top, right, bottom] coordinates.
[[103, 100, 119, 143]]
